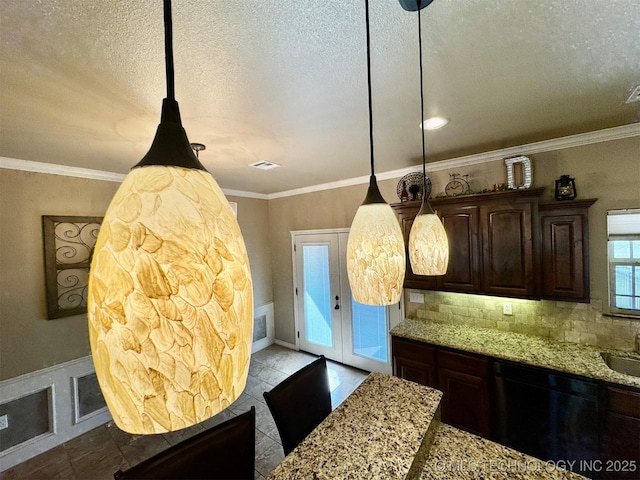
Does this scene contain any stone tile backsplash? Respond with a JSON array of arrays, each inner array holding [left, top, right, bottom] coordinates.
[[405, 290, 640, 351]]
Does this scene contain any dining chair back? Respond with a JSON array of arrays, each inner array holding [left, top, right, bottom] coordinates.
[[113, 406, 255, 480], [263, 355, 332, 455]]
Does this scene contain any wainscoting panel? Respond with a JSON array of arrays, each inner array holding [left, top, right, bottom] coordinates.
[[0, 302, 276, 472], [252, 302, 275, 353], [0, 356, 111, 472]]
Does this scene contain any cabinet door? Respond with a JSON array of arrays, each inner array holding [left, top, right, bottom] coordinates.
[[394, 356, 437, 386], [481, 201, 536, 297], [437, 349, 491, 438], [437, 205, 481, 292], [600, 385, 640, 479], [392, 337, 437, 387], [539, 199, 596, 303], [541, 214, 587, 301]]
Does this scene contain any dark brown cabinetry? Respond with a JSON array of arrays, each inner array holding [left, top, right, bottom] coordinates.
[[393, 201, 481, 292], [438, 205, 481, 292], [480, 198, 537, 297], [539, 199, 597, 302], [600, 384, 640, 479], [391, 337, 437, 386], [393, 336, 638, 479], [391, 190, 596, 302], [392, 188, 543, 299], [437, 349, 492, 437], [391, 337, 491, 438]]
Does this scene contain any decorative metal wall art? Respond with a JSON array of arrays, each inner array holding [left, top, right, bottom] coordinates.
[[504, 156, 533, 189], [42, 216, 102, 319]]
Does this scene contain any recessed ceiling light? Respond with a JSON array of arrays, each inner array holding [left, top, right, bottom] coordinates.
[[421, 117, 449, 130], [249, 160, 281, 170]]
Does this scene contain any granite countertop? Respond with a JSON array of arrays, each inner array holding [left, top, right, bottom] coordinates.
[[391, 319, 640, 388], [267, 372, 443, 480], [422, 424, 587, 480]]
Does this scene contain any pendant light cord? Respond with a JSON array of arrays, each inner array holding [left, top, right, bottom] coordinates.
[[418, 1, 426, 186], [416, 0, 434, 215], [365, 0, 375, 178], [164, 0, 175, 101]]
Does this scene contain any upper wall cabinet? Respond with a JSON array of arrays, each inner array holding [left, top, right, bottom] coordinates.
[[479, 194, 538, 298], [392, 189, 596, 302], [539, 199, 597, 303]]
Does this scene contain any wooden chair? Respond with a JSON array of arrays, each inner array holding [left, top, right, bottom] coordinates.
[[113, 407, 255, 480], [263, 355, 332, 455]]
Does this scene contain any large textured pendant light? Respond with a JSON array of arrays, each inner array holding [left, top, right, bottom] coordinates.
[[87, 0, 253, 434], [346, 0, 406, 306], [404, 0, 449, 275]]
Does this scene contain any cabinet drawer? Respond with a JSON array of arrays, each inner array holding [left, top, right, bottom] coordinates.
[[438, 349, 490, 377], [392, 337, 436, 364], [606, 385, 640, 417]]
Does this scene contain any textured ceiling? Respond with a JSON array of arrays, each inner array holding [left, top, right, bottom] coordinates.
[[1, 0, 639, 194]]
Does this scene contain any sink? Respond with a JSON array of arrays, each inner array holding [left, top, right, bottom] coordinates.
[[601, 353, 640, 377]]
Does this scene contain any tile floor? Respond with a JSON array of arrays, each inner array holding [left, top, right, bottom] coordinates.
[[0, 345, 369, 480]]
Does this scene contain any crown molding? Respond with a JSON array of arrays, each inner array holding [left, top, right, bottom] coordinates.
[[222, 188, 269, 200], [0, 157, 269, 199], [0, 157, 127, 182], [268, 123, 639, 199], [2, 123, 638, 200]]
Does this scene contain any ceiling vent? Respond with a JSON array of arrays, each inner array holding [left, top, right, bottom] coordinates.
[[625, 85, 640, 104], [249, 160, 281, 170]]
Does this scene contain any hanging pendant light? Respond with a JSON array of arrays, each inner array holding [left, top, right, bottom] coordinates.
[[346, 0, 406, 306], [404, 0, 449, 275], [87, 0, 253, 434]]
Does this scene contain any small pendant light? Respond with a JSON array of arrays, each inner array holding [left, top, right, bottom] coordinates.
[[87, 0, 253, 434], [346, 0, 406, 306], [404, 0, 449, 275]]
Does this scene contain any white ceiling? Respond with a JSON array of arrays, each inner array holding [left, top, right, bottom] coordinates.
[[1, 0, 639, 195]]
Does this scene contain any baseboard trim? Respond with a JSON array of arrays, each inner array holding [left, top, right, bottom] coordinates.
[[274, 339, 298, 351]]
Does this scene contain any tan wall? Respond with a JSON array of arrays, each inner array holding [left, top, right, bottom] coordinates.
[[268, 136, 640, 346], [226, 195, 273, 308], [0, 170, 118, 380], [0, 170, 273, 381]]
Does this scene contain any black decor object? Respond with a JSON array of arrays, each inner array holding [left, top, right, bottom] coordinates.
[[555, 175, 577, 200]]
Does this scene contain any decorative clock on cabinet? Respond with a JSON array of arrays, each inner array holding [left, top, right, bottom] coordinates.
[[445, 173, 470, 197]]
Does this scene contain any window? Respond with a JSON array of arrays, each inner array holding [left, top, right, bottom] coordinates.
[[607, 210, 640, 316]]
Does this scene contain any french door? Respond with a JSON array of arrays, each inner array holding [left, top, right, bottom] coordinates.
[[292, 230, 402, 373]]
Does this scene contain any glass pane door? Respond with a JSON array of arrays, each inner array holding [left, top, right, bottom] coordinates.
[[295, 234, 343, 362], [351, 300, 388, 362], [293, 231, 401, 372], [302, 245, 333, 347]]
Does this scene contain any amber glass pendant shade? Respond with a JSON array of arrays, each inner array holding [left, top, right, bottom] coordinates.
[[408, 210, 449, 275], [88, 165, 253, 434], [347, 200, 406, 306]]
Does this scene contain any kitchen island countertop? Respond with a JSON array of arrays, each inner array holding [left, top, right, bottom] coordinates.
[[422, 424, 587, 479], [267, 372, 442, 479], [391, 318, 640, 388]]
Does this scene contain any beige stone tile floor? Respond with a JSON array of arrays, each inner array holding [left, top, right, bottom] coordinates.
[[0, 345, 368, 480]]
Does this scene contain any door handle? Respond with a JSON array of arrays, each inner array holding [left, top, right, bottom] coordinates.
[[334, 295, 340, 310], [335, 304, 340, 310]]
